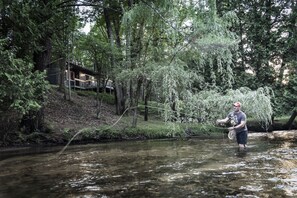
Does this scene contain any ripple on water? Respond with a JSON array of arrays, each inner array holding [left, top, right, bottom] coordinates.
[[84, 185, 102, 191], [80, 163, 104, 168], [159, 172, 190, 182], [224, 162, 246, 168], [222, 171, 242, 175], [1, 139, 297, 198], [239, 185, 263, 192], [274, 184, 297, 197]]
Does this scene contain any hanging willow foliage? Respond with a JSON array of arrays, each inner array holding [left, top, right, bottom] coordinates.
[[150, 59, 197, 122], [150, 82, 273, 132], [118, 0, 271, 134], [178, 87, 274, 130]]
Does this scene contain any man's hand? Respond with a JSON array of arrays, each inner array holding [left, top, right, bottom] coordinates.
[[216, 119, 225, 126]]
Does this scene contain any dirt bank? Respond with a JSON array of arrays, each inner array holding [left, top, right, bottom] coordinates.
[[44, 88, 120, 134]]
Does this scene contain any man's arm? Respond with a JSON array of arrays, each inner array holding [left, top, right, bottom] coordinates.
[[236, 120, 246, 129], [216, 117, 229, 125], [229, 120, 246, 130]]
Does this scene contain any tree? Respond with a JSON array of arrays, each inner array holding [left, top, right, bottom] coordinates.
[[217, 0, 295, 89], [99, 0, 127, 116], [74, 28, 113, 118], [0, 40, 48, 140], [0, 0, 79, 133], [283, 72, 297, 129], [100, 0, 239, 126]]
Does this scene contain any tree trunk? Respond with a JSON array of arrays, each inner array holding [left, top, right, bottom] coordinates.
[[95, 62, 102, 118], [20, 35, 52, 133], [132, 78, 142, 127], [58, 56, 66, 92], [33, 36, 52, 71], [144, 80, 152, 121], [285, 110, 297, 130], [96, 77, 101, 118], [277, 60, 286, 85], [114, 82, 126, 115], [103, 4, 126, 115]]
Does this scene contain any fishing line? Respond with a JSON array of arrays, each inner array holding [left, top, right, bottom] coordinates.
[[56, 103, 231, 156], [56, 105, 137, 156]]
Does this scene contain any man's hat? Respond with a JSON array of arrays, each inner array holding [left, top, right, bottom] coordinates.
[[234, 102, 241, 107]]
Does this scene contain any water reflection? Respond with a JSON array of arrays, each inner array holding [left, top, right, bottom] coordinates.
[[0, 138, 296, 197]]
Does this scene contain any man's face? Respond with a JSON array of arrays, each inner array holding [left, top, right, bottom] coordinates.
[[233, 105, 240, 112]]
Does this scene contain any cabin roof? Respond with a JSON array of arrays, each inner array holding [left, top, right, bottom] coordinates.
[[68, 62, 98, 76]]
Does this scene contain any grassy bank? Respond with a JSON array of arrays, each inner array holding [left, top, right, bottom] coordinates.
[[61, 119, 227, 144], [2, 87, 295, 146]]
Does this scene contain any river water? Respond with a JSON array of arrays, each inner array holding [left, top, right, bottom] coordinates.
[[0, 135, 296, 198]]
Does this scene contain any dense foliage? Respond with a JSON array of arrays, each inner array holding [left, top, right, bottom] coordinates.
[[0, 40, 48, 115], [0, 40, 48, 140], [0, 0, 296, 137], [216, 0, 297, 116]]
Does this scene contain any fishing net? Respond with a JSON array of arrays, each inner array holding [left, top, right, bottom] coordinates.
[[228, 129, 236, 140]]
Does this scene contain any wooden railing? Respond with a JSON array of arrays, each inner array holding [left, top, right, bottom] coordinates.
[[65, 78, 97, 89]]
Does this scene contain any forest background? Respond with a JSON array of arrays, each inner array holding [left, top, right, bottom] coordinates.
[[0, 0, 296, 146]]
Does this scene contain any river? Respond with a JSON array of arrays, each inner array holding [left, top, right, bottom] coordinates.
[[0, 135, 296, 197]]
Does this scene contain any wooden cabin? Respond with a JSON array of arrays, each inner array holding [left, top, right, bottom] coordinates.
[[46, 61, 114, 92], [65, 62, 97, 90]]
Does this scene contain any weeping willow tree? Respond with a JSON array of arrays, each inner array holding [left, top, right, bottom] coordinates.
[[119, 0, 179, 127], [150, 1, 273, 132], [145, 1, 239, 125], [117, 0, 273, 133], [180, 87, 273, 129], [117, 0, 237, 130]]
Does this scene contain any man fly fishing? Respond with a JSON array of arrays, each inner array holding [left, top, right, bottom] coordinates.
[[216, 102, 248, 150]]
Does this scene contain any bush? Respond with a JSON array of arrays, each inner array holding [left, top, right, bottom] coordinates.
[[0, 40, 49, 136]]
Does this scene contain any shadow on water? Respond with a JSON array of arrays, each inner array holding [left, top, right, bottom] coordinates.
[[235, 148, 248, 158], [0, 138, 296, 197]]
